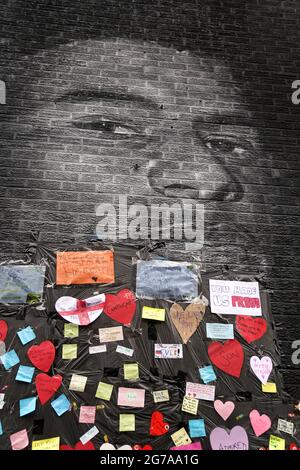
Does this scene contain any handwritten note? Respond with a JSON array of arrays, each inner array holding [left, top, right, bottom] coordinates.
[[154, 344, 183, 359], [79, 406, 96, 424], [269, 434, 285, 450], [142, 306, 166, 321], [119, 414, 135, 432], [10, 429, 29, 450], [182, 396, 199, 415], [56, 250, 115, 285], [89, 345, 107, 354], [80, 426, 99, 445], [206, 323, 234, 339], [116, 345, 134, 357], [95, 382, 113, 401], [186, 382, 215, 401], [32, 437, 60, 451], [171, 427, 192, 447], [277, 419, 294, 435], [0, 265, 45, 304], [209, 280, 262, 316], [117, 388, 145, 408], [124, 363, 139, 381], [153, 390, 169, 403], [99, 326, 123, 343], [69, 374, 87, 392]]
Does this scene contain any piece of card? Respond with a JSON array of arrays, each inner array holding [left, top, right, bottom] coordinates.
[[69, 374, 87, 392], [32, 437, 60, 450], [269, 434, 285, 450], [89, 345, 107, 354], [170, 441, 202, 451], [64, 323, 79, 338], [142, 306, 166, 322], [119, 414, 135, 432], [124, 363, 139, 381], [206, 323, 234, 340], [51, 394, 70, 416], [0, 349, 20, 370], [117, 388, 145, 408], [182, 396, 199, 415], [17, 326, 36, 345], [154, 344, 183, 359], [99, 326, 123, 343], [209, 279, 262, 316], [186, 382, 215, 401], [153, 390, 169, 403], [16, 365, 35, 383], [171, 427, 192, 447], [199, 365, 217, 384], [116, 345, 134, 357], [277, 419, 294, 435], [80, 426, 99, 445], [10, 429, 29, 450], [62, 344, 77, 360], [20, 396, 37, 417], [189, 419, 206, 438], [262, 382, 277, 393], [79, 406, 96, 424], [95, 382, 113, 401]]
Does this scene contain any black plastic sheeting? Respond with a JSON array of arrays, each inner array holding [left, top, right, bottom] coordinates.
[[0, 241, 299, 450]]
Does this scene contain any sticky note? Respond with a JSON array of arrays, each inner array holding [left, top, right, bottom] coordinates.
[[262, 382, 277, 393], [0, 349, 20, 370], [62, 344, 77, 360], [69, 374, 87, 392], [80, 426, 99, 445], [142, 306, 165, 321], [124, 363, 139, 381], [269, 434, 285, 450], [116, 345, 134, 357], [16, 365, 35, 383], [32, 437, 60, 450], [199, 365, 217, 384], [0, 420, 3, 436], [95, 382, 113, 401], [51, 394, 70, 416], [171, 427, 192, 447], [79, 406, 96, 424], [119, 414, 135, 432], [20, 396, 37, 417], [64, 323, 79, 338], [182, 396, 199, 415], [10, 429, 29, 450], [206, 323, 234, 340], [17, 326, 36, 345], [153, 390, 169, 403], [189, 419, 206, 438]]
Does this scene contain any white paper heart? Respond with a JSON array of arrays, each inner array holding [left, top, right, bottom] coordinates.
[[55, 294, 105, 326], [100, 443, 132, 450], [250, 356, 272, 385]]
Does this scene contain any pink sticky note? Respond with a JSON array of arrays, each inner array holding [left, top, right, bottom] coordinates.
[[79, 406, 96, 424], [117, 387, 145, 408], [10, 429, 29, 450], [170, 441, 202, 451]]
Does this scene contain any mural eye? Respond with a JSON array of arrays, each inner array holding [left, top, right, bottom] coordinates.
[[72, 116, 138, 135], [204, 135, 244, 154]]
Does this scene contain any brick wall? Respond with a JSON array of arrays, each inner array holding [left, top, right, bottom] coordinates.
[[0, 0, 299, 396]]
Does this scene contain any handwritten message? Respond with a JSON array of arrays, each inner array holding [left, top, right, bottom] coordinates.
[[209, 280, 262, 316], [99, 326, 123, 343], [117, 388, 145, 408], [155, 344, 183, 359]]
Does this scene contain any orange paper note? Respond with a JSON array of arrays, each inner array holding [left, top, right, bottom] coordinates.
[[56, 251, 115, 285]]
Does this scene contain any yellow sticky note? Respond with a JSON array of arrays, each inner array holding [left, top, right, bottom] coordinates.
[[119, 414, 135, 432], [32, 437, 60, 450], [269, 434, 285, 451], [171, 427, 192, 447], [124, 363, 139, 381], [95, 382, 113, 401], [142, 306, 165, 322], [62, 344, 77, 359], [64, 323, 79, 338], [181, 396, 199, 415], [262, 382, 277, 393]]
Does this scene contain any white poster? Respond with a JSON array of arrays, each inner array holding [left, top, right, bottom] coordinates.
[[209, 280, 262, 316]]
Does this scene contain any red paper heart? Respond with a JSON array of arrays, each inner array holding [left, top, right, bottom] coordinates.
[[60, 441, 95, 451], [35, 373, 62, 405], [150, 411, 169, 436], [208, 339, 244, 378], [236, 316, 267, 343], [27, 340, 55, 372], [0, 320, 8, 342], [103, 289, 136, 326], [133, 444, 153, 450], [289, 443, 300, 450]]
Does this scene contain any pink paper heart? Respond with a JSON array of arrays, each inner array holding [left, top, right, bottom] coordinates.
[[214, 400, 235, 421], [250, 356, 272, 384], [249, 410, 271, 437]]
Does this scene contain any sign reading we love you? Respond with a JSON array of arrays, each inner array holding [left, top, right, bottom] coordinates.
[[209, 280, 262, 316]]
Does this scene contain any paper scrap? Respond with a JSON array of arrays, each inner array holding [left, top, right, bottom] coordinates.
[[186, 382, 215, 401], [199, 365, 217, 384], [80, 426, 99, 445], [119, 414, 135, 432], [209, 279, 262, 316], [171, 427, 192, 447], [51, 394, 71, 416], [16, 365, 35, 383], [99, 326, 123, 343], [124, 363, 139, 381], [142, 306, 165, 322], [79, 406, 96, 424], [32, 437, 60, 451], [262, 382, 277, 393], [95, 382, 113, 401], [206, 323, 234, 340], [116, 345, 134, 357], [17, 326, 36, 345], [0, 349, 20, 370], [269, 434, 285, 450], [189, 419, 206, 438], [0, 393, 5, 410], [182, 396, 199, 415], [154, 344, 183, 359], [117, 388, 145, 408], [277, 419, 294, 435], [170, 441, 202, 451], [62, 344, 77, 360], [64, 323, 79, 338], [153, 390, 169, 403], [10, 429, 29, 450], [89, 345, 107, 355], [69, 374, 87, 392], [0, 420, 3, 436], [20, 396, 37, 417]]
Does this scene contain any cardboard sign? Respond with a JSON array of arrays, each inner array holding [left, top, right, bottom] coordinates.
[[209, 280, 262, 316], [169, 302, 206, 344], [117, 388, 145, 408], [56, 250, 115, 285], [154, 344, 183, 359]]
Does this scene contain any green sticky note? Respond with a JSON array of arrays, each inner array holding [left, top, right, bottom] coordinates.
[[62, 344, 77, 360], [95, 382, 113, 401], [269, 434, 285, 450], [124, 363, 139, 381], [64, 324, 79, 338], [119, 414, 135, 432]]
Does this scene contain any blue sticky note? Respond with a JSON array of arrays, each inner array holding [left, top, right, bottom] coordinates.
[[17, 326, 36, 345], [189, 419, 206, 438], [199, 365, 217, 384], [0, 420, 3, 436], [51, 394, 70, 416], [19, 396, 37, 417], [206, 323, 234, 340], [0, 349, 20, 370], [16, 365, 35, 383]]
